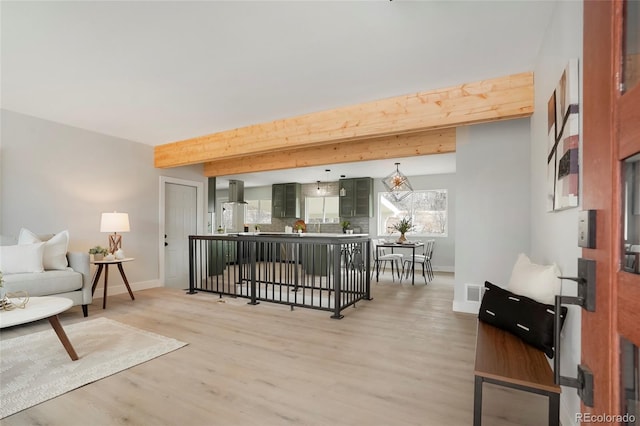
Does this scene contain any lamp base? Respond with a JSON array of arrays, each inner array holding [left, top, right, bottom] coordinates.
[[108, 234, 122, 254]]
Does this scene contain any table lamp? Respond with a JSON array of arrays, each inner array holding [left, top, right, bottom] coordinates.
[[100, 212, 130, 254]]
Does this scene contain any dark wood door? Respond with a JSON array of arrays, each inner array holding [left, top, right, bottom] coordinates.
[[583, 0, 640, 418]]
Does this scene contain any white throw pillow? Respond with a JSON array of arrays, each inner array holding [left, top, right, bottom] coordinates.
[[0, 243, 45, 273], [18, 228, 69, 270], [507, 253, 561, 305]]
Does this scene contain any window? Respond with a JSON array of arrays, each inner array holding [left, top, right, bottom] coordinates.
[[305, 196, 339, 224], [245, 199, 272, 224], [378, 190, 448, 236]]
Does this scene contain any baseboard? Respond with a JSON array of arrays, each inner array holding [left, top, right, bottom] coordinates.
[[452, 300, 480, 314], [92, 279, 161, 299], [433, 265, 454, 273]]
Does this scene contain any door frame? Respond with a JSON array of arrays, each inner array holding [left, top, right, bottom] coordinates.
[[583, 0, 640, 416], [159, 176, 205, 286]]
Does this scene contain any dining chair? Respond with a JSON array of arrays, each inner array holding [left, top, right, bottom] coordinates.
[[402, 239, 435, 284], [371, 239, 404, 282]]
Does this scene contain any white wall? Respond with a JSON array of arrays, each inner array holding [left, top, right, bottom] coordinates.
[[530, 1, 583, 424], [0, 109, 207, 292], [453, 119, 531, 313]]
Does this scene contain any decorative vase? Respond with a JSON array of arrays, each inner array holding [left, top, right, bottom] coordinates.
[[397, 233, 407, 243], [94, 253, 104, 261]]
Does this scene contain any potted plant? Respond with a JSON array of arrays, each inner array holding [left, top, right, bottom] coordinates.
[[393, 217, 414, 243], [89, 246, 108, 261], [341, 220, 350, 233]]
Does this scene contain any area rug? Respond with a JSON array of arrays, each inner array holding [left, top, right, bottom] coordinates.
[[0, 317, 187, 419]]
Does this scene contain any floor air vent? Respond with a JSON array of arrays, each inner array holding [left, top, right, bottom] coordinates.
[[466, 284, 485, 303]]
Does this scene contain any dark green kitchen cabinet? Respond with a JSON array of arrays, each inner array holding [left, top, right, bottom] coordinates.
[[339, 177, 373, 217], [272, 183, 301, 218]]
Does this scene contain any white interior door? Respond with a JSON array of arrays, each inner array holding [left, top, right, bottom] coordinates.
[[165, 182, 197, 288]]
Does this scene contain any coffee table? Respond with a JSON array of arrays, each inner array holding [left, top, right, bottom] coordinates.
[[0, 296, 79, 361]]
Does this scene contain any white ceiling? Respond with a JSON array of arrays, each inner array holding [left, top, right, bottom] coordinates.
[[1, 1, 556, 188]]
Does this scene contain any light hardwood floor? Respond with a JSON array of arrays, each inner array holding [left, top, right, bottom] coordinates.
[[1, 273, 551, 426]]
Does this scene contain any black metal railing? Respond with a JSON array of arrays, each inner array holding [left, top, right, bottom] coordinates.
[[188, 233, 371, 318]]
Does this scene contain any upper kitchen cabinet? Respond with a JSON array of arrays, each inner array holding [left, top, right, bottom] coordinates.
[[339, 178, 373, 218], [272, 183, 301, 218]]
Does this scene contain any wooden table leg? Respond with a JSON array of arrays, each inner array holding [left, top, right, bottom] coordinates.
[[117, 263, 135, 301], [91, 264, 104, 295], [103, 265, 109, 309], [48, 315, 79, 361]]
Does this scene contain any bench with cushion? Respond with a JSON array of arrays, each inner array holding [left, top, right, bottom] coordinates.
[[474, 253, 567, 426]]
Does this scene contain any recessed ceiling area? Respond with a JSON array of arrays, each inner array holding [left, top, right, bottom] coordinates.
[[214, 153, 456, 189]]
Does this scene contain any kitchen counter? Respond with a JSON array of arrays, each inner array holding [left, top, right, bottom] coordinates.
[[237, 232, 369, 238]]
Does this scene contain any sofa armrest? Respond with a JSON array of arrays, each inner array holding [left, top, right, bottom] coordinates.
[[67, 252, 92, 304]]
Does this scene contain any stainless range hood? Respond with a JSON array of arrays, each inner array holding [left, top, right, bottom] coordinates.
[[228, 179, 246, 203]]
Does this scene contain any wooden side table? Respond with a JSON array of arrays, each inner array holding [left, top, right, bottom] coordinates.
[[90, 258, 135, 309]]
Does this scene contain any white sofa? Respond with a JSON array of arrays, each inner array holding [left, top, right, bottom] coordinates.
[[0, 230, 92, 317]]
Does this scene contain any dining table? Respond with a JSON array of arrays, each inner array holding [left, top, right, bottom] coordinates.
[[376, 241, 424, 285]]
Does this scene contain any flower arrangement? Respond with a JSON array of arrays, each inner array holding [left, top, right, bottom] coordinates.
[[0, 270, 4, 288], [293, 219, 306, 233], [393, 217, 414, 234], [340, 220, 350, 232]]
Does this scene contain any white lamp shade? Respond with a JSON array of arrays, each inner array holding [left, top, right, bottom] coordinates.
[[100, 212, 130, 233]]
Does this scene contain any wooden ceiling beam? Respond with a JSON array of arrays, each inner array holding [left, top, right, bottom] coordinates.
[[203, 129, 455, 177], [155, 72, 533, 169]]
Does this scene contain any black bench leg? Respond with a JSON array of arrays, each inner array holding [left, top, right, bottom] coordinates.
[[549, 393, 560, 426], [474, 375, 483, 426]]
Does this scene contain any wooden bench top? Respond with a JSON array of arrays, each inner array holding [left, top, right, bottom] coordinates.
[[474, 321, 561, 394]]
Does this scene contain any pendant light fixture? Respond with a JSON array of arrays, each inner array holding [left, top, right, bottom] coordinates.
[[382, 162, 413, 201], [339, 174, 347, 197]]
